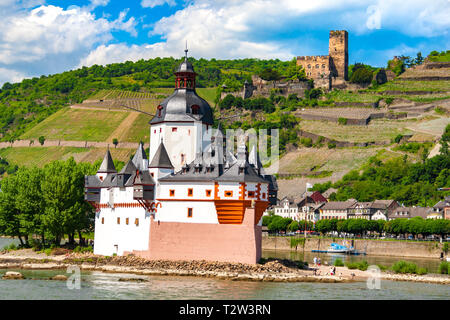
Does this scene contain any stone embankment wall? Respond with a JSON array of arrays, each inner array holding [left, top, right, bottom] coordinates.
[[262, 236, 444, 259]]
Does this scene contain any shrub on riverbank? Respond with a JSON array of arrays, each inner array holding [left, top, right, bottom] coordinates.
[[391, 260, 427, 275], [438, 261, 449, 275], [346, 260, 368, 271], [334, 258, 344, 267]]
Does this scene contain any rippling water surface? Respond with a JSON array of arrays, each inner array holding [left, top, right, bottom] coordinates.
[[1, 238, 449, 300]]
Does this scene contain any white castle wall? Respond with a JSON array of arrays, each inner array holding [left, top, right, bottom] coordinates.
[[156, 181, 218, 224], [149, 121, 212, 173], [94, 186, 150, 256]]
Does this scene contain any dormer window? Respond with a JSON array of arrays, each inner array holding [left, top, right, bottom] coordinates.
[[191, 104, 200, 115], [157, 105, 163, 117]]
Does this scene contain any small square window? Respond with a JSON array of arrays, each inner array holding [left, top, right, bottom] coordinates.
[[224, 191, 233, 197], [248, 191, 255, 198], [117, 217, 120, 224], [170, 190, 175, 197], [188, 188, 193, 196], [101, 217, 104, 224], [172, 127, 177, 132], [206, 189, 212, 197], [135, 218, 139, 226], [187, 208, 193, 218]]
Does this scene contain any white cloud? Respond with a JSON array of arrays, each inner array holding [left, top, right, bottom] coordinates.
[[0, 1, 138, 84], [1, 0, 449, 84], [0, 67, 27, 85], [141, 0, 176, 8]]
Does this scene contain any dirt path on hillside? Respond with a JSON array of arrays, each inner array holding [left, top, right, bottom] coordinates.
[[106, 111, 140, 143]]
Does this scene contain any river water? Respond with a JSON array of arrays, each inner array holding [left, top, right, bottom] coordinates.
[[1, 238, 449, 300]]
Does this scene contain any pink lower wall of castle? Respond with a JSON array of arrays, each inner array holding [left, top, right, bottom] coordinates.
[[133, 208, 262, 264]]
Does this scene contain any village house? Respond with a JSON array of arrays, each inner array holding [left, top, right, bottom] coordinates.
[[319, 200, 357, 220], [388, 206, 433, 220], [273, 196, 298, 219], [430, 196, 450, 219], [296, 191, 327, 222]]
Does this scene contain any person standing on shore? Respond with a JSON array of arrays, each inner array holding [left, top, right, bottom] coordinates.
[[313, 257, 317, 267], [318, 257, 321, 266]]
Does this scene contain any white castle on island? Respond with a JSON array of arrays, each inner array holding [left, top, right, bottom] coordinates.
[[84, 51, 278, 264]]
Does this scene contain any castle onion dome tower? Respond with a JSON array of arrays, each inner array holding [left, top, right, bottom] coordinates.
[[149, 47, 214, 172], [150, 48, 213, 126]]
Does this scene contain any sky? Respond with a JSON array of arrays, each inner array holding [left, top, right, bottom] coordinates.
[[0, 0, 449, 84]]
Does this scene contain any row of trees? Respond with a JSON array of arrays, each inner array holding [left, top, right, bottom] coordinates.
[[264, 214, 450, 239], [262, 215, 313, 233], [0, 158, 96, 247]]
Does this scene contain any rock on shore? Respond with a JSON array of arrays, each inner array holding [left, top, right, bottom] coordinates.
[[2, 271, 25, 280]]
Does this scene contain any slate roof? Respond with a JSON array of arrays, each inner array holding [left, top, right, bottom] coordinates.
[[133, 170, 155, 185], [150, 57, 213, 125], [389, 206, 433, 219], [132, 142, 148, 171], [149, 141, 174, 169], [321, 200, 357, 211], [370, 200, 397, 210], [98, 148, 116, 173]]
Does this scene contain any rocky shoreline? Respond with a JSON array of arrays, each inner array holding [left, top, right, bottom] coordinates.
[[0, 251, 449, 285]]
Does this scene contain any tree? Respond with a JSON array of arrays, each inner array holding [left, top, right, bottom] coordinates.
[[439, 124, 450, 156], [0, 174, 26, 245], [40, 158, 95, 245], [350, 67, 373, 84], [38, 136, 45, 146], [259, 68, 281, 82], [112, 138, 119, 148]]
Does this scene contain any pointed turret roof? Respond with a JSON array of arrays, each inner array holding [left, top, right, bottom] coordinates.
[[132, 142, 148, 171], [98, 148, 116, 173], [149, 141, 174, 169], [248, 145, 264, 175], [120, 159, 137, 174]]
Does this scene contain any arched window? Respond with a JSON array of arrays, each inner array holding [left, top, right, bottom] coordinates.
[[157, 105, 163, 117], [191, 104, 200, 115]]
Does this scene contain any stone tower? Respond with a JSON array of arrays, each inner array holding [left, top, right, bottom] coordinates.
[[328, 30, 348, 81]]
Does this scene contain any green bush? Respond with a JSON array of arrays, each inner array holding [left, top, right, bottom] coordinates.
[[438, 261, 449, 275], [327, 142, 336, 149], [391, 260, 419, 274], [300, 137, 313, 147], [334, 258, 344, 267], [357, 260, 369, 271], [377, 264, 388, 271], [338, 117, 347, 125], [44, 248, 52, 256], [416, 267, 428, 275], [345, 260, 368, 271]]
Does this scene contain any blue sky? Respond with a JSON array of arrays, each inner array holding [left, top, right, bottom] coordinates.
[[0, 0, 448, 84]]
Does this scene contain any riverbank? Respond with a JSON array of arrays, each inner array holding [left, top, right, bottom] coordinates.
[[0, 249, 449, 285], [262, 236, 447, 259]]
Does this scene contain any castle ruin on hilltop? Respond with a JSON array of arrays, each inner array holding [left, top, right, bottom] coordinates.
[[296, 30, 348, 90]]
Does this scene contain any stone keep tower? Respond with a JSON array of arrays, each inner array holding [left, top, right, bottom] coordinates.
[[328, 30, 348, 81]]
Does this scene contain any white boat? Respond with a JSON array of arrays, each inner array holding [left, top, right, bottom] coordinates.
[[327, 242, 354, 254]]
